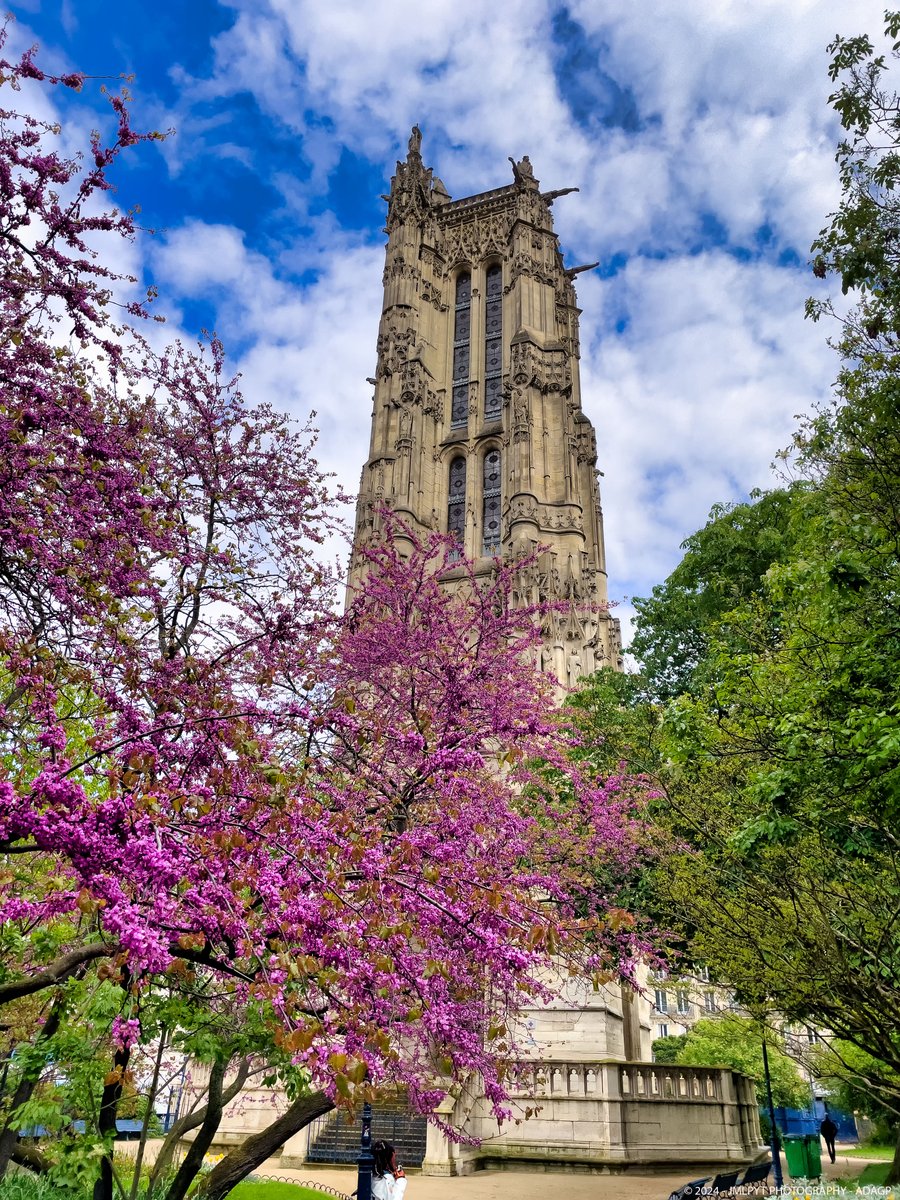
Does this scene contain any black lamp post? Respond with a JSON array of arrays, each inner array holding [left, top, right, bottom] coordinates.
[[356, 1101, 374, 1200], [762, 1036, 784, 1190]]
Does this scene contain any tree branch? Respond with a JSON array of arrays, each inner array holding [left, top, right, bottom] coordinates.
[[0, 943, 114, 1008]]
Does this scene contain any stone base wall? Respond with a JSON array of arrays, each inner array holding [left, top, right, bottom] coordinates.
[[421, 1062, 765, 1176]]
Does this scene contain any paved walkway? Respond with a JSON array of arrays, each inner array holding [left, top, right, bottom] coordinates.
[[259, 1151, 879, 1199]]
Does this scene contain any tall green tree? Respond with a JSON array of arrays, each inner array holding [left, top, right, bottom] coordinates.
[[630, 488, 798, 702], [814, 1042, 900, 1142], [588, 12, 900, 1185]]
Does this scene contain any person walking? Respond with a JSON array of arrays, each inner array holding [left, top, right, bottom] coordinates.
[[372, 1140, 407, 1200], [820, 1112, 838, 1164]]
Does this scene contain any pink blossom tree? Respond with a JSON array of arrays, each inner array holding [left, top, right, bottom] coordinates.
[[0, 38, 650, 1200]]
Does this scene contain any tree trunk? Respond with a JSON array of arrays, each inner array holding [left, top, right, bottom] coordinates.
[[161, 1058, 227, 1200], [0, 999, 64, 1178], [11, 1142, 49, 1173], [886, 1125, 900, 1187], [93, 1044, 131, 1200], [128, 1029, 167, 1200], [196, 1091, 334, 1200], [148, 1056, 252, 1194]]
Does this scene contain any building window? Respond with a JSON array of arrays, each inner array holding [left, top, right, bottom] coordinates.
[[695, 965, 710, 983], [654, 989, 668, 1013], [676, 990, 691, 1015], [704, 991, 717, 1013], [484, 264, 502, 420], [448, 456, 466, 549], [657, 1024, 669, 1040], [482, 449, 501, 555], [451, 273, 471, 426]]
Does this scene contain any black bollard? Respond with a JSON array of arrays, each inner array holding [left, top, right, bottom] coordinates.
[[356, 1101, 374, 1200]]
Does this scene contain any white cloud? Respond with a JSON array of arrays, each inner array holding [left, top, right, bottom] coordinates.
[[580, 251, 835, 602], [151, 219, 385, 571], [183, 0, 885, 256], [142, 0, 888, 641]]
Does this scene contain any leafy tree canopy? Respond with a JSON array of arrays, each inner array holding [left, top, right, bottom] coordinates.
[[670, 1018, 809, 1110], [651, 1034, 687, 1065], [630, 487, 799, 703]]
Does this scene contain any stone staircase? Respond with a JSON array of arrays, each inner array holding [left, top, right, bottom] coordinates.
[[306, 1096, 427, 1167]]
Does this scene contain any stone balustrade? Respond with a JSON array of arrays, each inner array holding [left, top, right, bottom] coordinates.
[[422, 1060, 765, 1176], [619, 1063, 724, 1102], [502, 1060, 725, 1102]]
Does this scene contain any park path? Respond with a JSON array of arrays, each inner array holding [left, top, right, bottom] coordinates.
[[259, 1161, 689, 1199], [258, 1150, 880, 1199]]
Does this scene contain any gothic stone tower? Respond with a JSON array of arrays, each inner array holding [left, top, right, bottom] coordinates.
[[352, 128, 622, 684]]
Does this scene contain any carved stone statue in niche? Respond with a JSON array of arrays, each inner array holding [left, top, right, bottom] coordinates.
[[510, 341, 534, 388], [513, 387, 529, 427], [377, 317, 419, 378], [422, 388, 440, 420], [564, 557, 583, 600], [577, 423, 597, 464], [566, 649, 582, 688]]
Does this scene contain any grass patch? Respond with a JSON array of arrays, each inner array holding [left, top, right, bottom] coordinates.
[[0, 1176, 344, 1200], [232, 1183, 343, 1200], [841, 1143, 896, 1160], [0, 1179, 71, 1200], [856, 1161, 892, 1186]]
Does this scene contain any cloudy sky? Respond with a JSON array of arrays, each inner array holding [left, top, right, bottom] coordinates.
[[11, 0, 887, 641]]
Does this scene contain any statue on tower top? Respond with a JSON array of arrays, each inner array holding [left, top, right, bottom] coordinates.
[[408, 124, 422, 158], [509, 154, 539, 190]]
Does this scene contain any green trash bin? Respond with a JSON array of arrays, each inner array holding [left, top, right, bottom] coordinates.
[[804, 1133, 823, 1178], [782, 1134, 807, 1179]]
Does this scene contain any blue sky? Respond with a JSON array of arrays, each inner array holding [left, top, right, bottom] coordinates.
[[10, 0, 887, 640]]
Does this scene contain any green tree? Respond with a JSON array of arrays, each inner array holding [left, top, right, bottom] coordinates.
[[651, 1034, 687, 1064], [815, 1042, 900, 1144], [607, 12, 900, 1186], [565, 668, 662, 778], [630, 488, 798, 702], [671, 1018, 809, 1110]]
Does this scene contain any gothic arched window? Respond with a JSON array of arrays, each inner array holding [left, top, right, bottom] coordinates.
[[484, 264, 503, 421], [451, 273, 471, 427], [448, 455, 466, 547], [482, 448, 501, 555]]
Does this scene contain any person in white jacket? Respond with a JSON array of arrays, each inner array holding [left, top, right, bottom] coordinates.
[[371, 1140, 407, 1200]]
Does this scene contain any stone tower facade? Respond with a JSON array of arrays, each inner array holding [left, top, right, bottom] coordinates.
[[351, 128, 622, 684]]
